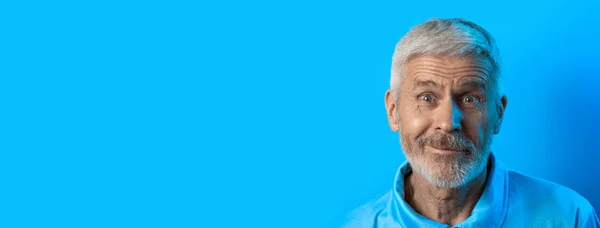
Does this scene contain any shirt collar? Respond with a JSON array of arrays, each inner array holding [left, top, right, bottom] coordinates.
[[386, 153, 509, 228]]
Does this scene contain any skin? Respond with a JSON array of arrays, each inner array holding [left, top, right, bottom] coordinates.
[[384, 55, 508, 225]]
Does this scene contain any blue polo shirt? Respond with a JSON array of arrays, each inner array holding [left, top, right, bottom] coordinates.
[[335, 154, 600, 227]]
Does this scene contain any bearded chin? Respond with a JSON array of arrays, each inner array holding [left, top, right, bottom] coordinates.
[[400, 133, 493, 189]]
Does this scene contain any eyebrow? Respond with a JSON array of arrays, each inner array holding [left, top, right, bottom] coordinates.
[[413, 79, 439, 89], [457, 79, 487, 90]]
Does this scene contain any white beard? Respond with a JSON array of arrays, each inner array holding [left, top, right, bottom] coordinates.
[[400, 131, 493, 188]]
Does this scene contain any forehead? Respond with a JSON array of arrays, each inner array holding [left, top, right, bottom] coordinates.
[[403, 55, 492, 85]]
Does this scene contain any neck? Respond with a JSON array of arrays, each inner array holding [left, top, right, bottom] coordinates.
[[404, 161, 490, 226]]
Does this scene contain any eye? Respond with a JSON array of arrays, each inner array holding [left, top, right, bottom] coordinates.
[[462, 95, 479, 103], [419, 94, 436, 103]]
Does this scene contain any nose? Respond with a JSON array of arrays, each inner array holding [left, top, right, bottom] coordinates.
[[434, 98, 463, 133]]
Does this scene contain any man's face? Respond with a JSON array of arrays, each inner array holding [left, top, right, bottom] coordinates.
[[385, 55, 507, 188]]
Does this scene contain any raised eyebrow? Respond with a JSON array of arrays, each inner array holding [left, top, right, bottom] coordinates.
[[457, 79, 487, 90], [412, 79, 439, 89]]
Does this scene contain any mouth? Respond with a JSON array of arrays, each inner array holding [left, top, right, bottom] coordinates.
[[427, 145, 464, 155]]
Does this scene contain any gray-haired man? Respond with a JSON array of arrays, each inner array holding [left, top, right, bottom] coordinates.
[[336, 18, 599, 228]]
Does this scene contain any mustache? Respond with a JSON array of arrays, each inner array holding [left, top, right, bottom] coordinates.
[[416, 132, 476, 153]]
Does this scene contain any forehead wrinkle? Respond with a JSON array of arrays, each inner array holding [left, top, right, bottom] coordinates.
[[413, 65, 491, 77], [411, 68, 489, 82], [408, 56, 493, 77]]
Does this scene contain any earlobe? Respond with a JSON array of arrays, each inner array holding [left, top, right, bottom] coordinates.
[[391, 113, 400, 132], [493, 106, 501, 134], [493, 120, 501, 134], [493, 95, 508, 134], [385, 90, 400, 132]]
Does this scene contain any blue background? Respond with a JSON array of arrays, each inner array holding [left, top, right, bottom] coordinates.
[[2, 0, 599, 227]]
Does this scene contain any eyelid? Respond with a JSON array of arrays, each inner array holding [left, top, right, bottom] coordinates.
[[418, 92, 437, 102], [417, 92, 435, 97], [461, 94, 482, 104]]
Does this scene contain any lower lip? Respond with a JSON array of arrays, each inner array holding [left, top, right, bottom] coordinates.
[[427, 146, 463, 155]]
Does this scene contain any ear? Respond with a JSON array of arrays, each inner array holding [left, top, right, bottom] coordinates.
[[385, 90, 400, 132], [493, 95, 508, 134]]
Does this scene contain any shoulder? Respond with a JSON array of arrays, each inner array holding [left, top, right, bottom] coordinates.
[[330, 190, 392, 228], [507, 170, 591, 208], [506, 170, 599, 227]]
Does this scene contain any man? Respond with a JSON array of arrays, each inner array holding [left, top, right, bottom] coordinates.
[[336, 18, 600, 227]]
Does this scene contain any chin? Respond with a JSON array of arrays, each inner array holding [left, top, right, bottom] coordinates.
[[410, 155, 487, 188], [426, 170, 471, 188]]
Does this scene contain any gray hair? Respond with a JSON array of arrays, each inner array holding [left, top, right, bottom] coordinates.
[[390, 18, 502, 101]]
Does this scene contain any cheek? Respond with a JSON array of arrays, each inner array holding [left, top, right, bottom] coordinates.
[[399, 112, 430, 139], [462, 113, 490, 146]]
